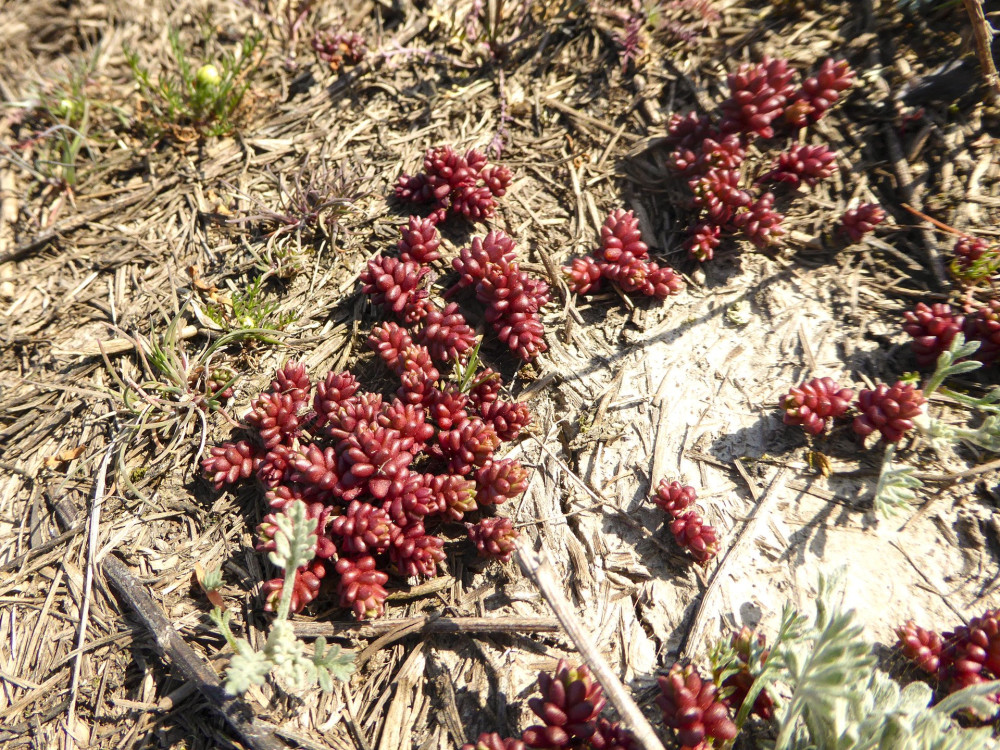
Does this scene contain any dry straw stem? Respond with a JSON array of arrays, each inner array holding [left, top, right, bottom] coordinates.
[[50, 496, 286, 750], [514, 539, 668, 750], [292, 615, 560, 640], [963, 0, 1000, 102]]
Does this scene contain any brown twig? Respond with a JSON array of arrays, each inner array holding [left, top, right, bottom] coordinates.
[[514, 540, 668, 750], [900, 203, 966, 237], [50, 496, 286, 750], [963, 0, 1000, 102], [291, 615, 559, 640], [680, 467, 788, 660], [881, 123, 947, 288]]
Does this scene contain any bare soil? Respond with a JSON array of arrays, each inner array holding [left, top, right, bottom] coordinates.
[[2, 0, 1000, 748]]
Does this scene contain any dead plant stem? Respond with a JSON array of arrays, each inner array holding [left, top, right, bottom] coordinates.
[[64, 444, 112, 749], [515, 540, 667, 750], [49, 496, 286, 750], [963, 0, 1000, 102]]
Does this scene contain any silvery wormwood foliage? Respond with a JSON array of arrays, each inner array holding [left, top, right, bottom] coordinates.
[[210, 500, 355, 694], [874, 334, 1000, 517], [716, 571, 999, 749]]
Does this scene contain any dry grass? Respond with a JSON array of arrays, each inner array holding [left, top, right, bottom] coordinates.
[[2, 0, 1000, 748]]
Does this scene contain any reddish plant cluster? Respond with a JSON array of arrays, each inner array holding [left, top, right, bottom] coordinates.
[[662, 56, 855, 262], [950, 234, 999, 283], [652, 480, 720, 565], [839, 203, 885, 243], [395, 145, 512, 225], [902, 302, 964, 369], [963, 300, 1000, 365], [896, 609, 1000, 711], [758, 144, 837, 188], [202, 355, 530, 619], [462, 659, 634, 750], [562, 209, 684, 299], [853, 381, 926, 443], [780, 377, 854, 436], [466, 516, 519, 562], [466, 633, 781, 750], [717, 627, 775, 720], [779, 376, 925, 444], [363, 216, 550, 362], [311, 29, 367, 71], [657, 663, 737, 749], [448, 229, 552, 361]]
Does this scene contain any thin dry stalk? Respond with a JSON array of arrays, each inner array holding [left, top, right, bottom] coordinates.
[[514, 540, 667, 750], [291, 615, 559, 639], [50, 497, 286, 750], [963, 0, 1000, 102], [64, 445, 113, 749]]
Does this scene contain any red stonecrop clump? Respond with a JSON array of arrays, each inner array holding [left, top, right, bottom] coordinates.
[[902, 303, 965, 368], [522, 660, 607, 748], [670, 133, 746, 178], [721, 627, 775, 720], [650, 479, 720, 565], [662, 57, 852, 262], [263, 559, 326, 614], [653, 480, 696, 517], [562, 209, 683, 300], [733, 192, 785, 248], [360, 255, 430, 324], [781, 377, 854, 436], [685, 221, 722, 262], [335, 555, 389, 619], [720, 57, 797, 139], [950, 235, 999, 283], [840, 203, 885, 242], [690, 168, 752, 226], [312, 29, 367, 71], [398, 215, 442, 264], [588, 718, 634, 750], [896, 610, 1000, 709], [416, 302, 477, 364], [853, 381, 926, 443], [465, 659, 638, 750], [202, 349, 532, 619], [466, 516, 519, 562], [450, 229, 550, 361], [939, 609, 1000, 703], [896, 620, 943, 675], [964, 300, 1000, 365], [657, 663, 737, 749], [784, 58, 855, 128], [461, 734, 526, 750], [394, 145, 511, 224], [760, 144, 837, 188], [475, 458, 529, 505], [671, 511, 720, 565], [202, 440, 260, 490]]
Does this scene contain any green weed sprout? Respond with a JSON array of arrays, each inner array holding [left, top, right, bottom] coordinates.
[[210, 500, 355, 694], [124, 28, 262, 139], [204, 275, 298, 333], [99, 300, 284, 499]]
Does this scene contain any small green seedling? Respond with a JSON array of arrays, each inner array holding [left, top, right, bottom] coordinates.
[[124, 28, 263, 139], [205, 275, 298, 333]]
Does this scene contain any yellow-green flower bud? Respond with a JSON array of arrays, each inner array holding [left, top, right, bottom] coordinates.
[[196, 63, 221, 88]]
